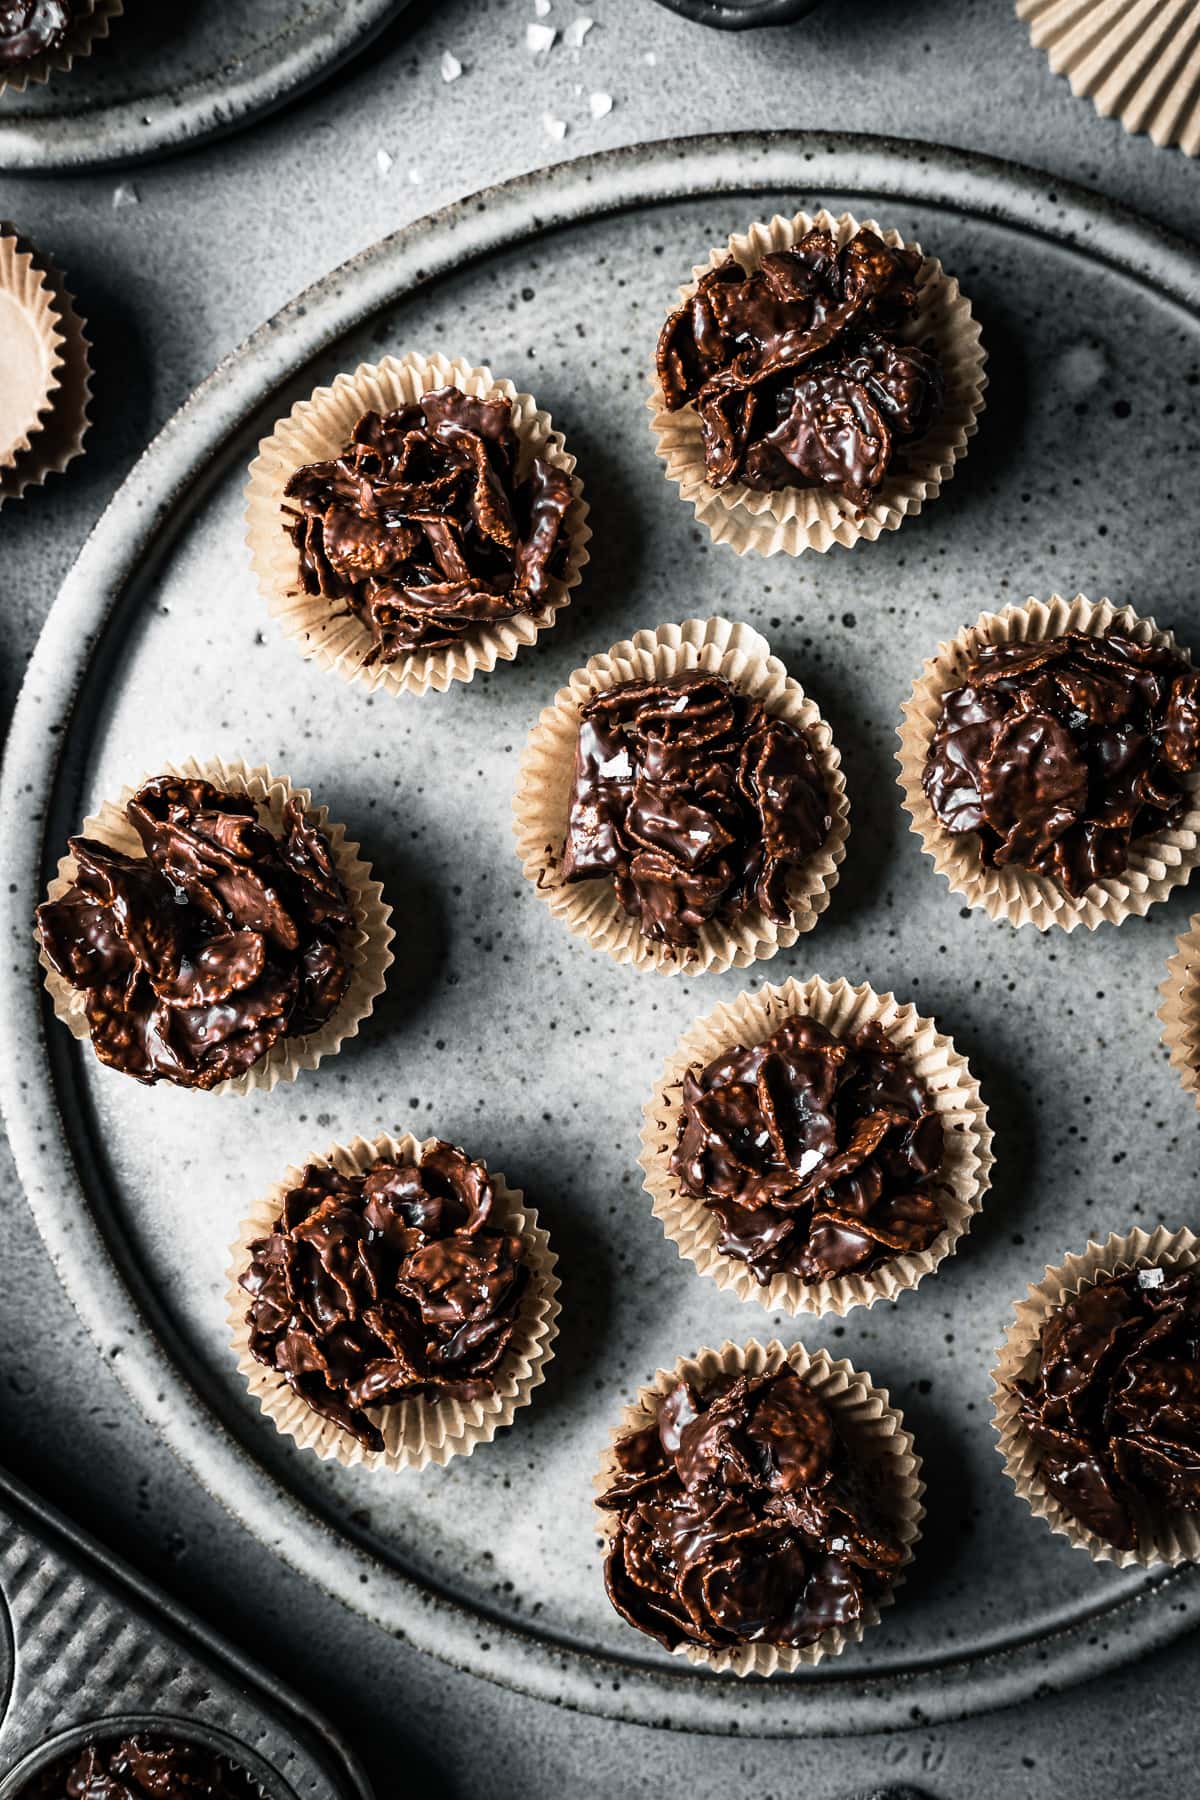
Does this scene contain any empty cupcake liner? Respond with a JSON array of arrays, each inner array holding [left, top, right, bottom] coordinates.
[[992, 1225, 1200, 1567], [1160, 917, 1200, 1107], [1017, 0, 1200, 155], [593, 1336, 924, 1675], [897, 593, 1200, 930], [513, 616, 850, 976], [0, 228, 91, 504], [647, 207, 987, 557], [0, 0, 124, 94], [227, 1131, 561, 1472], [245, 351, 591, 698], [37, 755, 393, 1096], [640, 975, 993, 1318]]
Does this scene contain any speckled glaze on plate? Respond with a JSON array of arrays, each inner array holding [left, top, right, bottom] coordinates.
[[3, 135, 1200, 1738]]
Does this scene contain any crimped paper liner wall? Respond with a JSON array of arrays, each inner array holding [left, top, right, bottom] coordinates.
[[36, 756, 393, 1097], [0, 228, 91, 503], [593, 1337, 923, 1675], [1018, 0, 1200, 156], [992, 1225, 1200, 1568], [0, 0, 123, 95], [245, 351, 591, 698], [647, 208, 988, 557], [0, 230, 63, 471], [227, 1131, 561, 1472], [897, 593, 1200, 931], [640, 975, 993, 1317], [513, 617, 850, 976], [1160, 916, 1200, 1107]]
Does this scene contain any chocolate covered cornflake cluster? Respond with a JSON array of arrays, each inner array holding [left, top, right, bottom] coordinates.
[[598, 1366, 904, 1652], [561, 671, 832, 949], [1015, 1265, 1200, 1552], [241, 1142, 530, 1452], [36, 778, 352, 1090], [25, 1735, 259, 1800], [283, 387, 574, 662], [0, 1, 75, 67], [923, 630, 1200, 896], [656, 227, 943, 508], [671, 1015, 945, 1285]]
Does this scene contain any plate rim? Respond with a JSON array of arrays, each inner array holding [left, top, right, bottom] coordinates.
[[4, 130, 1200, 1736], [0, 0, 413, 173]]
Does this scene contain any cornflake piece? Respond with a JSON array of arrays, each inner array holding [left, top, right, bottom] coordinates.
[[527, 21, 557, 51], [440, 49, 462, 81]]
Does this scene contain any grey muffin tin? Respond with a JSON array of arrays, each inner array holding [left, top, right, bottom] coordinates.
[[0, 1465, 371, 1797]]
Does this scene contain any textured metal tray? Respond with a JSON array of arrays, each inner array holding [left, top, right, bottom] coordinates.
[[0, 1466, 371, 1797], [3, 132, 1200, 1739], [652, 0, 822, 26], [0, 0, 412, 172]]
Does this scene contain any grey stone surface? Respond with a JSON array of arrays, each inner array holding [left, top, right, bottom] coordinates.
[[2, 1, 1200, 1795]]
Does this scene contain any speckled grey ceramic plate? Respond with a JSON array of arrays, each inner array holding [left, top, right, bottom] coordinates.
[[0, 0, 412, 172], [4, 133, 1200, 1737]]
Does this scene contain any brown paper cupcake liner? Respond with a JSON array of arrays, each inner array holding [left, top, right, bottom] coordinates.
[[1160, 916, 1200, 1106], [227, 1131, 561, 1471], [245, 351, 591, 698], [0, 227, 91, 503], [898, 593, 1200, 931], [513, 616, 850, 976], [647, 208, 987, 557], [640, 975, 993, 1317], [593, 1337, 924, 1674], [1018, 0, 1200, 156], [992, 1225, 1200, 1567], [0, 0, 123, 95], [37, 755, 393, 1096]]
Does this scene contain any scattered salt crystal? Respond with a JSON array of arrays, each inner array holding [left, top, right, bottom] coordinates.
[[408, 167, 422, 184], [542, 111, 568, 140], [112, 182, 140, 208], [440, 49, 462, 81], [375, 148, 393, 176], [644, 49, 657, 65], [1137, 1267, 1165, 1287], [564, 15, 593, 46], [534, 0, 551, 12], [573, 82, 582, 95], [588, 90, 613, 118], [527, 22, 557, 52]]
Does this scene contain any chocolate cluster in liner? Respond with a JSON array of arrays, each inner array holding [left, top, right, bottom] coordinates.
[[0, 1, 74, 68], [598, 1366, 904, 1652], [671, 1015, 945, 1284], [1015, 1265, 1200, 1553], [36, 778, 352, 1091], [240, 1142, 530, 1453], [25, 1736, 259, 1800], [560, 671, 832, 949], [656, 227, 944, 508], [924, 630, 1200, 897], [283, 386, 574, 662]]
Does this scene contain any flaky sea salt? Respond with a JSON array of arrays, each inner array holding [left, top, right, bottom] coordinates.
[[1137, 1266, 1165, 1288], [112, 183, 140, 209], [527, 22, 556, 52], [440, 49, 462, 81], [375, 148, 393, 176], [543, 112, 568, 141], [564, 16, 593, 46], [534, 0, 551, 12], [589, 91, 613, 118]]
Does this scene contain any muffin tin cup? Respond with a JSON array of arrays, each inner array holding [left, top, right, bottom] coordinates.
[[513, 616, 850, 976], [0, 227, 92, 504], [897, 592, 1200, 930], [992, 1225, 1200, 1569], [244, 350, 591, 698], [592, 1336, 924, 1675], [36, 755, 394, 1097], [0, 1717, 283, 1800], [640, 974, 993, 1317], [646, 207, 987, 557], [0, 0, 123, 95], [1017, 0, 1200, 157], [1159, 916, 1200, 1107], [227, 1131, 561, 1472]]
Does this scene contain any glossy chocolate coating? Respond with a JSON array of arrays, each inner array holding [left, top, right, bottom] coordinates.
[[240, 1141, 530, 1453], [923, 630, 1200, 897], [24, 1735, 259, 1800], [656, 229, 943, 507], [283, 387, 574, 662], [36, 777, 352, 1090], [671, 1014, 945, 1283], [1016, 1265, 1200, 1552], [560, 671, 832, 949], [0, 0, 71, 67], [598, 1367, 904, 1652]]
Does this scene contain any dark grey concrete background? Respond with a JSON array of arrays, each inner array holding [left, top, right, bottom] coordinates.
[[1, 1, 1197, 1793]]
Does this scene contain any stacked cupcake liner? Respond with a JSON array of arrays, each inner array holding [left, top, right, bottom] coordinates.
[[1017, 0, 1200, 155], [0, 226, 91, 502], [647, 208, 988, 556]]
